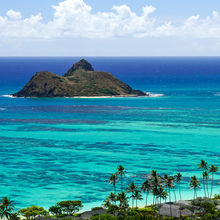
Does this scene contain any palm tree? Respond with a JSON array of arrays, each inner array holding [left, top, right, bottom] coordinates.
[[165, 176, 175, 217], [198, 160, 208, 197], [103, 198, 111, 209], [171, 176, 177, 203], [108, 192, 117, 205], [117, 192, 129, 217], [202, 171, 209, 198], [9, 212, 20, 220], [151, 170, 158, 178], [126, 182, 137, 208], [198, 160, 208, 170], [1, 198, 14, 210], [175, 173, 182, 200], [141, 179, 152, 206], [109, 174, 118, 194], [149, 170, 161, 206], [0, 197, 14, 220], [190, 176, 200, 200], [117, 165, 126, 192], [209, 164, 218, 198], [133, 189, 143, 208], [163, 174, 169, 203]]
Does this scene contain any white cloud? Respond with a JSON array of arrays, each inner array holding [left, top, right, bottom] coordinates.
[[6, 9, 22, 20], [0, 0, 220, 40]]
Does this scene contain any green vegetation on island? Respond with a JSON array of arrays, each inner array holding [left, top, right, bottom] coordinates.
[[13, 59, 147, 97], [0, 160, 219, 220]]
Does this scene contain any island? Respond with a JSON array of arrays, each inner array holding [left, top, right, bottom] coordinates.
[[12, 59, 148, 98]]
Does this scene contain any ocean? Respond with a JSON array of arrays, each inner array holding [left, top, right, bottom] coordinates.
[[0, 57, 219, 210]]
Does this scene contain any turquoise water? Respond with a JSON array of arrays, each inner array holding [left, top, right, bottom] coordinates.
[[0, 57, 220, 210]]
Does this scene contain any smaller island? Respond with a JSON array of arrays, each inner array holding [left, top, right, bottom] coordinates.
[[13, 59, 148, 98]]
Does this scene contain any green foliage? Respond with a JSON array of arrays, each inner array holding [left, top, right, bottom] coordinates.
[[137, 206, 157, 215], [56, 213, 68, 218], [214, 194, 220, 199], [191, 197, 218, 207], [201, 213, 218, 220], [49, 205, 62, 216], [57, 200, 83, 215], [107, 204, 118, 215], [201, 202, 216, 214], [126, 207, 157, 220], [162, 217, 181, 220], [18, 206, 48, 220], [91, 207, 104, 211], [91, 214, 117, 220]]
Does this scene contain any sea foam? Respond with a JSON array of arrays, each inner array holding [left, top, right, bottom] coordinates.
[[145, 92, 164, 97], [1, 95, 15, 98]]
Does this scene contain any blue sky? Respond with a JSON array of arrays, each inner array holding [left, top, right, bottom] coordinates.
[[1, 0, 220, 56], [1, 0, 219, 18]]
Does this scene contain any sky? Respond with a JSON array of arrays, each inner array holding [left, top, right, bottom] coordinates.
[[1, 0, 220, 56]]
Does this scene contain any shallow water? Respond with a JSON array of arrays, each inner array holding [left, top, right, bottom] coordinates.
[[0, 57, 219, 210]]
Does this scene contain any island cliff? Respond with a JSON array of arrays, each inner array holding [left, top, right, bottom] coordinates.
[[13, 59, 147, 97]]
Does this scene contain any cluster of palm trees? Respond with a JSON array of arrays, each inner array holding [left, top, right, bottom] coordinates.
[[105, 165, 184, 217], [104, 160, 218, 216], [104, 165, 129, 216], [190, 160, 218, 201]]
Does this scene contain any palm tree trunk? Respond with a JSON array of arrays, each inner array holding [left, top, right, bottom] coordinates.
[[206, 177, 209, 198], [132, 196, 133, 208], [146, 192, 149, 206], [121, 175, 123, 192], [210, 174, 214, 199], [173, 188, 177, 203], [165, 187, 167, 203], [159, 197, 161, 215], [179, 184, 181, 200], [169, 188, 172, 217], [203, 178, 206, 197]]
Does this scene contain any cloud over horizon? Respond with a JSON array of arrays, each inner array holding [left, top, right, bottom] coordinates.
[[0, 0, 220, 40]]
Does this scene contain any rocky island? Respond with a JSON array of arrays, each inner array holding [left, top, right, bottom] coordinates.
[[13, 59, 147, 97]]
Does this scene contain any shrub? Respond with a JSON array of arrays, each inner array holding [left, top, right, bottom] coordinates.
[[214, 194, 220, 199], [137, 206, 157, 215], [91, 214, 117, 220], [192, 197, 218, 207], [127, 214, 156, 220], [56, 213, 68, 218], [92, 207, 104, 211], [201, 202, 216, 214], [201, 213, 217, 220]]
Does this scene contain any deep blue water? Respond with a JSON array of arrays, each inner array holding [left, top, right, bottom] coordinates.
[[0, 57, 219, 210]]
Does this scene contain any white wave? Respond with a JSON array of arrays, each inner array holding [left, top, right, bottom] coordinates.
[[1, 95, 15, 98], [1, 95, 24, 98], [0, 108, 6, 111], [145, 92, 164, 97]]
